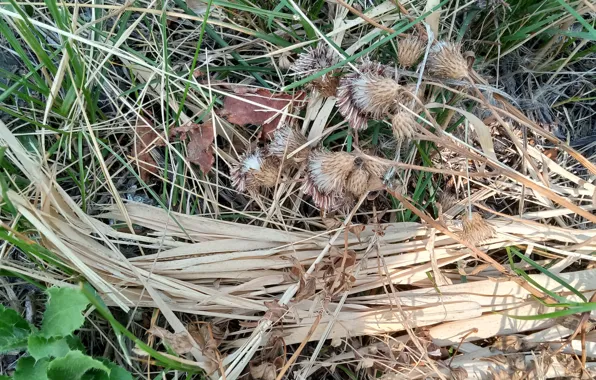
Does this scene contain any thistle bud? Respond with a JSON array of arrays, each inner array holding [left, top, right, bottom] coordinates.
[[461, 212, 495, 245], [302, 150, 356, 210], [391, 110, 418, 140], [397, 36, 426, 68], [428, 42, 469, 80], [337, 60, 402, 131], [267, 124, 309, 165], [231, 149, 280, 192], [291, 44, 340, 97]]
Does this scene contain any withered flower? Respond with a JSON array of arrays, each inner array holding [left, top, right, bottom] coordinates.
[[397, 35, 426, 68], [231, 149, 280, 193], [267, 124, 309, 165], [461, 212, 495, 245], [337, 60, 404, 131], [302, 150, 356, 210], [391, 110, 418, 140], [291, 44, 340, 97], [346, 157, 371, 198], [428, 41, 469, 80]]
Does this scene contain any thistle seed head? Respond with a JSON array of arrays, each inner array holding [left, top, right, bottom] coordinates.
[[302, 150, 356, 210], [291, 44, 340, 97], [397, 36, 426, 68], [363, 157, 389, 180], [337, 61, 402, 130], [291, 44, 339, 78], [428, 42, 469, 80], [391, 110, 418, 140], [346, 157, 371, 198], [461, 212, 495, 245], [231, 149, 280, 192], [268, 124, 309, 164]]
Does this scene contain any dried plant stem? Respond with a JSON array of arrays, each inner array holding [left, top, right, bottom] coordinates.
[[384, 186, 559, 305], [335, 0, 402, 35], [275, 313, 322, 380]]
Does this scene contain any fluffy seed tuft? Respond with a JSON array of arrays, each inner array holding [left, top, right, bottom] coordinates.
[[267, 124, 309, 165], [337, 61, 404, 131], [461, 212, 495, 245], [391, 110, 418, 140], [291, 44, 340, 97], [428, 42, 469, 80], [397, 36, 426, 68], [302, 150, 355, 210], [231, 149, 280, 193]]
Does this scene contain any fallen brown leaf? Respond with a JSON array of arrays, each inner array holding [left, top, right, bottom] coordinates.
[[148, 326, 193, 355], [295, 276, 316, 302], [220, 88, 306, 139], [168, 121, 215, 174], [134, 117, 159, 182]]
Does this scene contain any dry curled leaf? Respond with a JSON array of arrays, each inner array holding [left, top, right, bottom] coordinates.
[[221, 88, 306, 139], [264, 300, 288, 321], [168, 121, 215, 174], [295, 276, 316, 302], [134, 117, 159, 182], [491, 335, 522, 353], [249, 361, 277, 380], [148, 326, 194, 355]]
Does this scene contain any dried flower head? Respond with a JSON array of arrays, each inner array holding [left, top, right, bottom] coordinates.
[[461, 212, 495, 245], [267, 124, 309, 165], [346, 157, 371, 198], [302, 150, 356, 210], [398, 36, 426, 68], [231, 149, 280, 192], [428, 41, 469, 80], [337, 60, 400, 130], [291, 44, 340, 97], [391, 110, 418, 140]]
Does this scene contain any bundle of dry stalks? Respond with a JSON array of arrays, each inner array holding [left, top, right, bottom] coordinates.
[[2, 116, 596, 379]]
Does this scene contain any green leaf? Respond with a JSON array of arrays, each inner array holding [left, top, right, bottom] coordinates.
[[28, 334, 70, 360], [42, 287, 90, 337], [104, 361, 134, 380], [66, 335, 86, 353], [14, 357, 50, 380], [0, 304, 32, 353], [47, 351, 109, 380]]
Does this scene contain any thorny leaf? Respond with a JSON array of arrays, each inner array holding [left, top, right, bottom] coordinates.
[[134, 117, 159, 182], [147, 326, 194, 355], [168, 121, 215, 174], [220, 88, 306, 140]]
